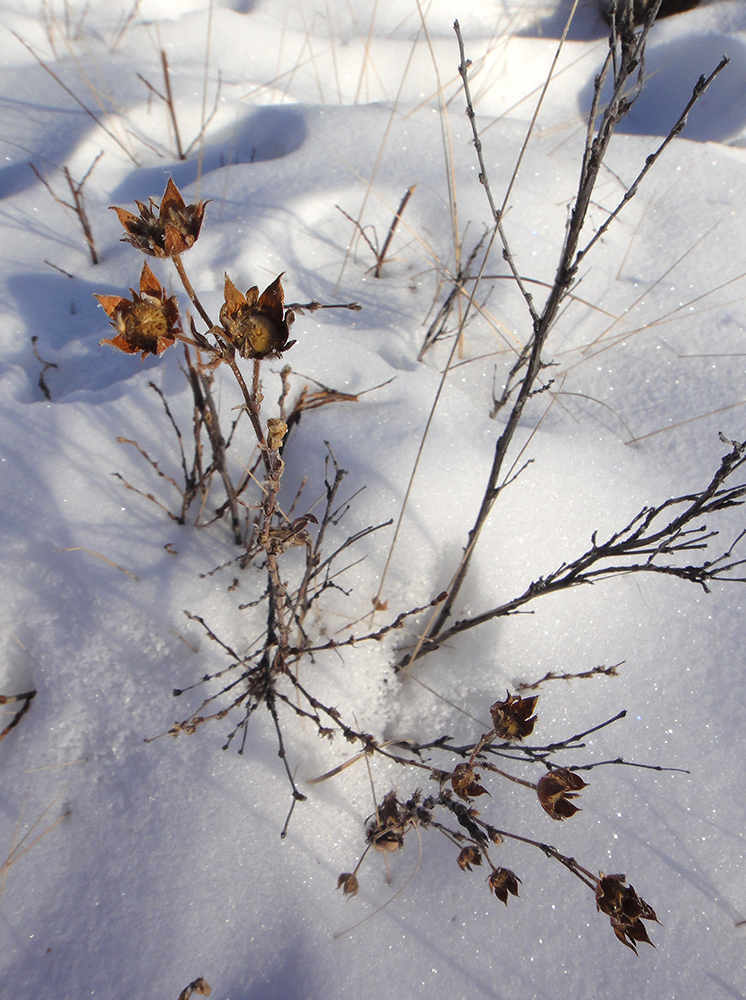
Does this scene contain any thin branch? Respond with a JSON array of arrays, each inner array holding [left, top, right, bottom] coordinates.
[[576, 56, 730, 267], [30, 153, 103, 265], [375, 184, 416, 278], [412, 3, 708, 654]]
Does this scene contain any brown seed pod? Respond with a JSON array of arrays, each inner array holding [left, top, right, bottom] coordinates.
[[96, 261, 181, 360], [218, 273, 296, 360], [489, 691, 539, 741], [537, 767, 588, 821], [110, 177, 208, 258], [595, 873, 659, 953], [487, 867, 521, 905]]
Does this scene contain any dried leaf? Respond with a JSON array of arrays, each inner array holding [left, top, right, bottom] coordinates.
[[266, 417, 288, 451]]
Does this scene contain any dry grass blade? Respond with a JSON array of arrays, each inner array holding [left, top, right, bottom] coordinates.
[[370, 226, 499, 616], [624, 398, 746, 445], [137, 50, 185, 160], [333, 26, 423, 292], [10, 31, 139, 166], [57, 547, 140, 581], [0, 791, 70, 911], [415, 0, 461, 274]]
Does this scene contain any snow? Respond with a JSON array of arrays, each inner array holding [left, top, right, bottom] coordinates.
[[1, 1, 745, 998]]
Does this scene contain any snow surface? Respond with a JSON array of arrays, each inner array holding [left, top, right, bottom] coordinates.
[[1, 1, 745, 998]]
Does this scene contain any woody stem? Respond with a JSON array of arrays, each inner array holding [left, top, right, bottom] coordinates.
[[481, 763, 538, 790], [253, 359, 261, 401], [171, 253, 213, 329], [226, 357, 273, 478], [490, 828, 597, 889]]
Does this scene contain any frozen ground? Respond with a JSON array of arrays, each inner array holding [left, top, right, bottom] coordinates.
[[1, 1, 745, 998]]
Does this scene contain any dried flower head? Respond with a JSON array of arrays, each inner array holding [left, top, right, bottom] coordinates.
[[111, 177, 208, 258], [337, 872, 360, 898], [219, 273, 296, 360], [537, 767, 588, 821], [177, 979, 212, 1000], [96, 262, 181, 360], [490, 691, 539, 741], [265, 514, 316, 555], [366, 791, 407, 852], [266, 417, 288, 451], [595, 873, 659, 953], [457, 846, 483, 872], [487, 867, 521, 905], [451, 763, 489, 802]]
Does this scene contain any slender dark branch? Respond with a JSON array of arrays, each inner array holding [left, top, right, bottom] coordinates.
[[401, 442, 746, 658], [375, 184, 416, 278], [454, 24, 539, 323], [407, 710, 628, 759], [489, 825, 598, 889], [422, 37, 740, 658], [263, 654, 307, 839], [576, 56, 730, 267], [184, 611, 243, 662], [415, 13, 672, 647], [30, 154, 103, 265], [287, 592, 447, 656], [147, 380, 191, 492], [0, 689, 36, 743], [418, 231, 488, 360], [569, 757, 690, 774], [516, 661, 622, 691]]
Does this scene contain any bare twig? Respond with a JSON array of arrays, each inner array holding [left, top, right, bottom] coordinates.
[[413, 3, 716, 655], [30, 153, 103, 265], [400, 437, 746, 662], [575, 56, 731, 268], [137, 50, 185, 159], [375, 184, 416, 277], [516, 662, 623, 692], [31, 336, 58, 401], [0, 690, 36, 744], [336, 185, 415, 277]]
